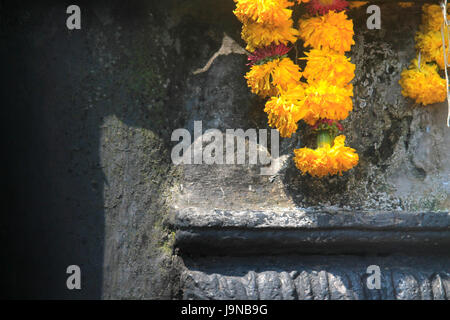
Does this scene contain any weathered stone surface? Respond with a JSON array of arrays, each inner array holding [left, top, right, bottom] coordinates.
[[170, 2, 450, 300], [3, 0, 449, 300], [169, 2, 449, 213], [182, 255, 450, 300], [3, 0, 201, 299]]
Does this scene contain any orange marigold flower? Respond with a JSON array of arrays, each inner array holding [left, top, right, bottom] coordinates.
[[399, 59, 447, 105], [416, 30, 449, 70], [245, 57, 302, 98], [298, 11, 354, 54], [264, 84, 308, 137], [271, 57, 303, 89], [296, 0, 311, 3], [294, 135, 359, 177], [299, 80, 353, 125], [301, 49, 355, 86], [306, 0, 349, 15], [420, 4, 445, 33], [242, 19, 299, 52], [233, 0, 294, 25]]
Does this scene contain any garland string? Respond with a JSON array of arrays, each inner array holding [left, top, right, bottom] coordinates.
[[441, 0, 450, 127]]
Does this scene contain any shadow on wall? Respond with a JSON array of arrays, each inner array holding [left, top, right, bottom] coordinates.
[[2, 0, 106, 298], [1, 0, 236, 298]]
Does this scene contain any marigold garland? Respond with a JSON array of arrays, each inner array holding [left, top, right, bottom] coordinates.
[[399, 59, 446, 105], [233, 1, 358, 178], [420, 4, 446, 33], [415, 30, 448, 70], [399, 4, 448, 105], [295, 7, 357, 177]]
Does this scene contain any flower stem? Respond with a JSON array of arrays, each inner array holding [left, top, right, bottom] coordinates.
[[317, 130, 332, 148]]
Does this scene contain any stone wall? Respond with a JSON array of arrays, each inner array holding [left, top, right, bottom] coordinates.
[[1, 0, 449, 299]]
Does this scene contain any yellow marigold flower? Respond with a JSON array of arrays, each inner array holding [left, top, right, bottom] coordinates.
[[294, 135, 359, 177], [245, 57, 302, 98], [242, 19, 299, 52], [420, 4, 445, 33], [271, 56, 303, 89], [399, 59, 447, 105], [245, 61, 278, 97], [348, 1, 367, 9], [298, 10, 354, 54], [398, 2, 413, 9], [327, 135, 359, 175], [416, 30, 449, 70], [233, 0, 294, 25], [264, 84, 308, 137], [299, 80, 353, 125], [294, 144, 331, 177], [301, 49, 355, 86]]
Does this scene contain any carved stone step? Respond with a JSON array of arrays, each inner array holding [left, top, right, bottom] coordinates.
[[182, 255, 450, 300], [175, 209, 450, 299], [172, 208, 450, 255]]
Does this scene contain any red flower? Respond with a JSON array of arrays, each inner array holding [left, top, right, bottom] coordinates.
[[307, 0, 349, 15], [311, 119, 344, 131], [247, 43, 291, 66]]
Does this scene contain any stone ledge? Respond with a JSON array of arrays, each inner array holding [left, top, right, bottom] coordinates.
[[173, 208, 450, 230], [172, 208, 450, 255]]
